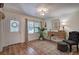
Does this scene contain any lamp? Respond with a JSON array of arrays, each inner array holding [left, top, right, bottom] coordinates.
[[62, 22, 66, 31]]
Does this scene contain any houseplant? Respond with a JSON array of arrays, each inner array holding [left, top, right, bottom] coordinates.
[[37, 27, 47, 40]]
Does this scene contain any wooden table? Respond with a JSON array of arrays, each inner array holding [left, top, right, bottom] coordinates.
[[48, 31, 66, 40]]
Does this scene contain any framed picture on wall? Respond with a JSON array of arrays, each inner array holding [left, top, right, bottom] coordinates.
[[52, 19, 60, 31], [10, 20, 20, 32]]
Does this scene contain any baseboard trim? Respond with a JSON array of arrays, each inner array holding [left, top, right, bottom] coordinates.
[[27, 39, 38, 43], [0, 48, 3, 52]]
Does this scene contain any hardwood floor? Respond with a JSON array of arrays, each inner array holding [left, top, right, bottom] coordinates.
[[0, 40, 79, 55], [0, 43, 45, 55]]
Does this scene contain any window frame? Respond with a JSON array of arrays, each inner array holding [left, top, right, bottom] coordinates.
[[28, 20, 41, 34]]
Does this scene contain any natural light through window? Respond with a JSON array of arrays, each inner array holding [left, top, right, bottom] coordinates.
[[28, 20, 40, 34]]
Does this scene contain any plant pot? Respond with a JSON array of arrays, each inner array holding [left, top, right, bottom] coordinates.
[[40, 37, 43, 40]]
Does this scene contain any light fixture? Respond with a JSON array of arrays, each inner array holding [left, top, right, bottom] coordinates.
[[0, 3, 4, 8], [0, 3, 5, 20], [61, 22, 66, 31], [37, 7, 48, 16], [41, 13, 45, 16]]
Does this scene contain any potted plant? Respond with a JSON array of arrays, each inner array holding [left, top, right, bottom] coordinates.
[[37, 27, 46, 40]]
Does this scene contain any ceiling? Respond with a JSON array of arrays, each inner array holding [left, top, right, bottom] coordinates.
[[3, 3, 79, 19]]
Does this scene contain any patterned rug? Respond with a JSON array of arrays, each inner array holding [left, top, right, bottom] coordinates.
[[28, 40, 71, 55], [28, 40, 79, 55]]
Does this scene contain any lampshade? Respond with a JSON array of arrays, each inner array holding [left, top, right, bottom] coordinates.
[[62, 22, 66, 26], [0, 11, 5, 20]]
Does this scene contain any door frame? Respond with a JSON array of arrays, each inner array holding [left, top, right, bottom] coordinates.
[[25, 18, 28, 44]]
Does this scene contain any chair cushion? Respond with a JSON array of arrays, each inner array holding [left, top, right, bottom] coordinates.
[[63, 40, 77, 45]]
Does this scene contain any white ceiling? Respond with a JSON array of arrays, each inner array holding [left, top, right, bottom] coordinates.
[[4, 3, 79, 19]]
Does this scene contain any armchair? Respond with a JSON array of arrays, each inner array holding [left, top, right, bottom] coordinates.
[[63, 31, 79, 52]]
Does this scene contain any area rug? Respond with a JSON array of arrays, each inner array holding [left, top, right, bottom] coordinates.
[[28, 40, 70, 55]]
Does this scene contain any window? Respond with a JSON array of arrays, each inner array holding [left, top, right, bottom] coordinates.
[[10, 20, 19, 32], [34, 22, 40, 32], [28, 20, 40, 34], [28, 21, 34, 33]]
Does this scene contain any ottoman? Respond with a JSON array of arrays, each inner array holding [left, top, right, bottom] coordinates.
[[57, 41, 68, 52]]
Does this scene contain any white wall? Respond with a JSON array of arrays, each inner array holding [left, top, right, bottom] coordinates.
[[65, 14, 79, 32], [0, 9, 5, 51], [0, 25, 3, 51], [46, 19, 52, 31], [28, 33, 39, 41], [45, 18, 60, 31], [0, 21, 2, 51], [0, 10, 43, 51], [60, 11, 79, 39], [0, 11, 27, 52], [1, 12, 26, 47], [45, 12, 79, 39]]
